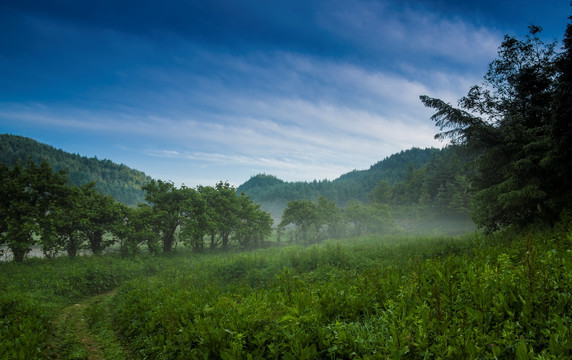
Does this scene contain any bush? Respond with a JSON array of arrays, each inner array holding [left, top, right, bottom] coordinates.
[[0, 292, 50, 360]]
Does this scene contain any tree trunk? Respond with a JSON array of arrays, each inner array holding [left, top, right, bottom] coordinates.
[[162, 234, 173, 252], [221, 232, 229, 249], [89, 231, 104, 255], [67, 234, 78, 257]]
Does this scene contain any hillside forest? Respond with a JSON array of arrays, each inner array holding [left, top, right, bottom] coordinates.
[[0, 134, 151, 206], [1, 17, 572, 360]]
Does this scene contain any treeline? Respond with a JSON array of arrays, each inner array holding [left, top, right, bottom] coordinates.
[[237, 147, 439, 208], [0, 160, 272, 262], [243, 146, 475, 232], [0, 134, 151, 206], [277, 196, 398, 244], [374, 145, 474, 212], [275, 147, 474, 243]]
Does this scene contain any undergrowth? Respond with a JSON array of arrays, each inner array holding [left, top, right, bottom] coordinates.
[[1, 228, 571, 359]]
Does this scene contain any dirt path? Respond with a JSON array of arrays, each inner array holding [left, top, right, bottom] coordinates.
[[48, 291, 131, 360]]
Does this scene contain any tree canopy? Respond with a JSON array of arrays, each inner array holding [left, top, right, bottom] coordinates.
[[0, 160, 68, 261], [421, 23, 572, 232], [0, 161, 275, 261], [0, 134, 151, 206]]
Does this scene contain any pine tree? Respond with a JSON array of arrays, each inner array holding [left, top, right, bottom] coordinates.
[[420, 24, 569, 232]]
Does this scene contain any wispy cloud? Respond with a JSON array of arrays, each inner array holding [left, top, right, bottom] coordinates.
[[1, 0, 564, 187], [318, 0, 501, 66]]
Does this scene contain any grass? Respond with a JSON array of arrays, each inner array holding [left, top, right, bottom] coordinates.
[[1, 228, 571, 359]]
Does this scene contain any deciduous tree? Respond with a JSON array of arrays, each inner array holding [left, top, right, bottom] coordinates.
[[142, 180, 194, 252], [0, 160, 67, 261], [279, 199, 318, 243]]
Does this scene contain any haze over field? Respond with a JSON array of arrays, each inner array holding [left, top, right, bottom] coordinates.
[[0, 0, 568, 187]]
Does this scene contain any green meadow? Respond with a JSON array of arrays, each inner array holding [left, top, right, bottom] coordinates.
[[2, 226, 571, 359]]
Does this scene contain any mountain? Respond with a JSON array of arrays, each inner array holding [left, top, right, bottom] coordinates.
[[237, 147, 441, 220], [0, 134, 152, 206]]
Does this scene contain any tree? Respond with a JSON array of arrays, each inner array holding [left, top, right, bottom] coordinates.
[[0, 159, 67, 261], [180, 190, 210, 251], [76, 183, 123, 255], [343, 200, 396, 236], [195, 182, 240, 249], [369, 180, 392, 204], [278, 196, 341, 243], [279, 199, 318, 243], [36, 180, 125, 258], [112, 204, 159, 256], [420, 25, 567, 232], [547, 13, 572, 219], [315, 196, 342, 241], [46, 184, 87, 257], [196, 185, 222, 249], [187, 183, 273, 250], [142, 180, 195, 253], [211, 182, 241, 249], [234, 194, 274, 248]]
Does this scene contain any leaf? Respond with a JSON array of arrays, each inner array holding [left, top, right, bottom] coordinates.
[[515, 341, 529, 360]]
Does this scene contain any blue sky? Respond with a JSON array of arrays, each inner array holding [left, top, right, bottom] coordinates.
[[1, 1, 569, 187]]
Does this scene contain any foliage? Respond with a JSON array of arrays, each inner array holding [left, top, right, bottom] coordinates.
[[420, 24, 572, 232], [78, 184, 125, 255], [233, 195, 274, 248], [108, 226, 572, 359], [0, 253, 165, 359], [279, 196, 342, 243], [142, 179, 195, 253], [239, 147, 475, 234], [0, 160, 132, 260], [2, 220, 572, 359], [113, 204, 160, 256], [0, 159, 68, 261], [279, 199, 319, 243], [343, 200, 397, 237], [279, 196, 398, 242], [389, 145, 474, 212], [41, 182, 125, 257], [0, 161, 275, 260], [548, 14, 572, 222], [237, 147, 439, 219], [143, 180, 275, 252], [0, 292, 50, 360], [0, 134, 151, 206]]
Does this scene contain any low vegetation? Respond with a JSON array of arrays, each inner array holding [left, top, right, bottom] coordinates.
[[1, 225, 571, 359]]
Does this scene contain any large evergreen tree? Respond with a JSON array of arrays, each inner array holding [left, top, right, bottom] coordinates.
[[548, 14, 572, 219], [420, 23, 571, 232]]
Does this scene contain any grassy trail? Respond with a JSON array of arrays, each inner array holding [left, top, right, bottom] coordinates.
[[48, 291, 131, 360]]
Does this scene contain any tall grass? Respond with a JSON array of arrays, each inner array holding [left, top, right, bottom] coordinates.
[[1, 229, 571, 359]]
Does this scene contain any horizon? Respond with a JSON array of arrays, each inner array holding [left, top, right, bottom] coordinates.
[[1, 1, 569, 187]]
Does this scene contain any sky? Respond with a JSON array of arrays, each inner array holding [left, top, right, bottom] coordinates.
[[1, 1, 570, 187]]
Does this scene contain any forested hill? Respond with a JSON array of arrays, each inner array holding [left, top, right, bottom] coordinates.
[[0, 134, 151, 206], [237, 147, 445, 215]]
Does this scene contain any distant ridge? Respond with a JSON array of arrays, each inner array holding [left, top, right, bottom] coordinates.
[[0, 134, 152, 206], [237, 147, 440, 220]]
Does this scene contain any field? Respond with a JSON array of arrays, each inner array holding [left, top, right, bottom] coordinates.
[[1, 228, 571, 359]]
